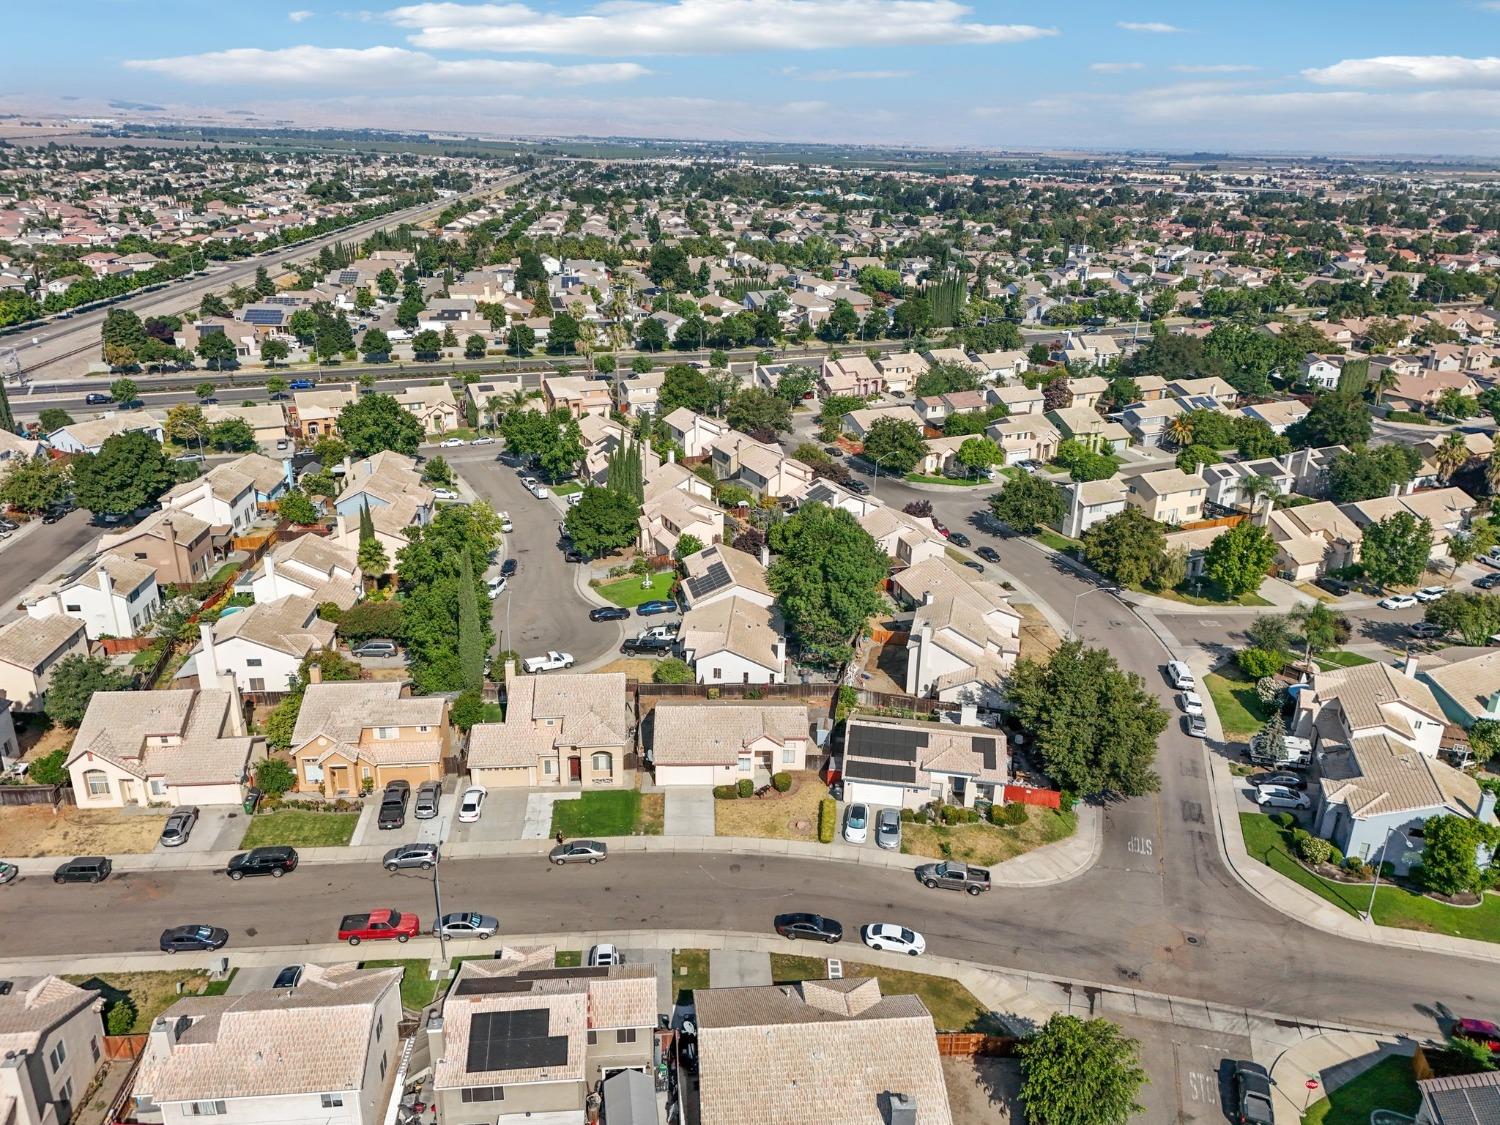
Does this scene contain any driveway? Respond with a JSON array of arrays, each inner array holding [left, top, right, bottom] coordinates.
[[165, 807, 248, 854], [447, 789, 526, 844], [664, 789, 714, 836], [708, 949, 771, 988]]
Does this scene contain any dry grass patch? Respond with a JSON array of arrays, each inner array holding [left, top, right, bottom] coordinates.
[[769, 955, 987, 1031], [901, 805, 1077, 866], [64, 970, 210, 1032], [593, 657, 661, 679], [713, 772, 827, 841], [0, 806, 167, 857], [1015, 603, 1062, 661], [638, 792, 665, 835]]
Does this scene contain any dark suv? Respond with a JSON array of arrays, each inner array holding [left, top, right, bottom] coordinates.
[[621, 636, 674, 656], [378, 782, 410, 830], [1231, 1060, 1275, 1125], [225, 846, 298, 879], [53, 857, 112, 884]]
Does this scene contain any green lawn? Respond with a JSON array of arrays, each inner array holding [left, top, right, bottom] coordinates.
[[904, 473, 980, 486], [769, 955, 988, 1031], [1034, 529, 1081, 554], [201, 968, 239, 996], [551, 481, 584, 496], [555, 949, 582, 968], [238, 810, 359, 849], [672, 948, 710, 1006], [360, 959, 441, 1010], [1301, 1055, 1420, 1125], [551, 789, 661, 837], [1204, 670, 1273, 739], [1139, 580, 1273, 607], [595, 571, 676, 608], [1314, 650, 1376, 671]]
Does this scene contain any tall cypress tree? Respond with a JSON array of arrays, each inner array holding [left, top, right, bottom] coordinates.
[[457, 550, 484, 693], [0, 381, 14, 434], [358, 501, 375, 545]]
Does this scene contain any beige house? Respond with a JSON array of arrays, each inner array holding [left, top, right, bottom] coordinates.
[[0, 615, 87, 713], [651, 701, 810, 787], [202, 402, 290, 454], [638, 486, 724, 557], [0, 976, 106, 1125], [542, 374, 612, 418], [66, 688, 260, 807], [1269, 500, 1366, 581], [468, 667, 630, 788], [1125, 467, 1206, 525], [680, 543, 773, 609], [393, 382, 461, 433], [290, 384, 357, 441], [891, 557, 1021, 707], [679, 597, 788, 685], [289, 680, 451, 798], [694, 976, 953, 1125], [98, 509, 214, 587]]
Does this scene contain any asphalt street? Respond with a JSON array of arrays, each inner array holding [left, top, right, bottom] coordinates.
[[0, 508, 101, 619]]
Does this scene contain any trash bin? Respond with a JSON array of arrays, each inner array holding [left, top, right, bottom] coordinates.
[[243, 787, 262, 815]]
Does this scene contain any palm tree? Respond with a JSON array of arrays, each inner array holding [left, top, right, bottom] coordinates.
[[1241, 474, 1281, 526], [1435, 431, 1470, 483], [1165, 413, 1194, 449], [1369, 365, 1399, 406]]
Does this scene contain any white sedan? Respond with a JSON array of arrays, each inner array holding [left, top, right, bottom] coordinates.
[[432, 487, 459, 501], [1178, 691, 1204, 718], [1415, 585, 1448, 603], [1378, 594, 1418, 610], [1254, 785, 1311, 811], [861, 923, 927, 957], [439, 437, 467, 447], [470, 437, 497, 446], [457, 786, 487, 823]]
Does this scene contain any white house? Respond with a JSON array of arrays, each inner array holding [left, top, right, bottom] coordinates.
[[0, 614, 88, 714], [840, 715, 1009, 811], [0, 976, 106, 1125], [679, 543, 773, 610], [650, 701, 810, 787], [890, 558, 1021, 707], [678, 596, 787, 685], [246, 535, 362, 609], [161, 463, 258, 537], [25, 554, 161, 640], [1058, 478, 1127, 539], [47, 413, 165, 455], [184, 596, 335, 696]]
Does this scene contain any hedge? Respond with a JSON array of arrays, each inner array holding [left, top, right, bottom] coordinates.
[[712, 784, 739, 800], [737, 778, 753, 798], [996, 802, 1029, 827], [818, 798, 836, 844], [771, 771, 792, 792]]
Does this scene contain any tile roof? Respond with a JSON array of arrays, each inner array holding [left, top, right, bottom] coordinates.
[[468, 672, 629, 769], [68, 689, 256, 786], [0, 977, 99, 1057], [71, 552, 158, 595], [291, 681, 446, 749], [651, 702, 809, 766], [1320, 733, 1485, 819], [1314, 661, 1446, 736], [1422, 651, 1500, 722], [0, 613, 84, 671], [680, 596, 785, 671], [211, 595, 335, 660], [1418, 1070, 1500, 1125]]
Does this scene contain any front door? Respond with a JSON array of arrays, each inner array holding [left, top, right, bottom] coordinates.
[[569, 756, 582, 782]]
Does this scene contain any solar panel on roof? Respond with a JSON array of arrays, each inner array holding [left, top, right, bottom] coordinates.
[[842, 758, 917, 785], [337, 270, 359, 285], [455, 977, 533, 997], [466, 1009, 568, 1074], [847, 724, 925, 762], [516, 966, 608, 981], [975, 736, 997, 772], [243, 308, 284, 326], [685, 561, 731, 599]]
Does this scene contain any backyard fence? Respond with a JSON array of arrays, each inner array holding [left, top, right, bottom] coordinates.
[[0, 783, 72, 807], [99, 637, 153, 655], [934, 1033, 1017, 1057], [1003, 784, 1062, 809], [101, 1036, 147, 1061]]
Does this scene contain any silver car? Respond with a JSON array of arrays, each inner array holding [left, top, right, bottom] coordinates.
[[434, 911, 499, 939], [549, 839, 608, 865], [159, 806, 199, 848], [875, 808, 901, 850], [414, 780, 441, 820], [382, 843, 439, 871]]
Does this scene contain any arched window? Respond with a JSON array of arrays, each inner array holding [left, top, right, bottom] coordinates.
[[591, 752, 613, 774], [83, 770, 110, 798]]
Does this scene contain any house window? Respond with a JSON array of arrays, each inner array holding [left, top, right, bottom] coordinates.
[[304, 763, 324, 783], [57, 1079, 73, 1107], [712, 666, 722, 680], [591, 752, 612, 773], [150, 779, 167, 797], [245, 658, 262, 668], [376, 1016, 384, 1041], [782, 746, 796, 765], [321, 1094, 344, 1108], [134, 553, 148, 561], [64, 604, 81, 613], [617, 1028, 637, 1044], [91, 1039, 100, 1063], [738, 756, 751, 773], [84, 770, 110, 798], [249, 679, 265, 692], [375, 727, 396, 740], [361, 767, 372, 781], [587, 1030, 597, 1046], [49, 1040, 66, 1071], [544, 760, 556, 776], [460, 1087, 504, 1104], [418, 725, 430, 733], [187, 1102, 226, 1116]]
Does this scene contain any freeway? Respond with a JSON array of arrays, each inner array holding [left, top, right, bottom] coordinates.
[[3, 169, 535, 380]]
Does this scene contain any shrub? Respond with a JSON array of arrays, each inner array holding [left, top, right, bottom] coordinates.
[[1255, 676, 1281, 704], [1057, 789, 1078, 813], [1237, 646, 1284, 679], [737, 778, 754, 798], [1270, 812, 1295, 829], [105, 997, 137, 1036], [817, 797, 836, 843], [253, 758, 296, 798], [771, 771, 792, 792], [899, 808, 916, 822], [712, 784, 739, 800], [1290, 827, 1310, 849], [1296, 835, 1332, 865], [999, 802, 1030, 827], [27, 749, 68, 786]]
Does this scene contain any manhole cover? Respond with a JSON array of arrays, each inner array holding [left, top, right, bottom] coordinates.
[[1184, 932, 1203, 947]]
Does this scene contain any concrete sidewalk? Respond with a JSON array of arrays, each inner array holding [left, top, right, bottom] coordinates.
[[1267, 1031, 1416, 1123]]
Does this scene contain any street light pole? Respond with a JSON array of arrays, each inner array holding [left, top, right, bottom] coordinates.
[[432, 831, 448, 965], [1070, 585, 1119, 636], [1363, 825, 1396, 923]]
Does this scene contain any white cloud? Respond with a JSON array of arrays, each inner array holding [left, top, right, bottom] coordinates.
[[1171, 63, 1256, 73], [123, 45, 648, 86], [1116, 20, 1183, 33], [288, 9, 315, 21], [1090, 62, 1144, 73], [387, 0, 1057, 55], [803, 68, 914, 80], [1304, 55, 1500, 87]]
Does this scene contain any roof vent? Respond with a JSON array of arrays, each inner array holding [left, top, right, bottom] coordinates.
[[885, 1092, 917, 1125]]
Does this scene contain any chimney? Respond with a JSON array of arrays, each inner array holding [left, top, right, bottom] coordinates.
[[1478, 788, 1497, 824], [149, 1016, 183, 1057], [341, 454, 352, 478], [922, 590, 934, 606], [308, 662, 323, 685], [199, 623, 220, 687], [426, 1014, 446, 1069], [1484, 691, 1500, 722], [668, 447, 676, 465], [335, 514, 348, 541], [884, 1092, 917, 1125], [264, 557, 279, 599], [1403, 653, 1419, 679], [760, 544, 770, 568], [959, 701, 979, 728]]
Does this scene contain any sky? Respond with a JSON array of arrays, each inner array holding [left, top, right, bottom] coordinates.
[[11, 0, 1500, 156]]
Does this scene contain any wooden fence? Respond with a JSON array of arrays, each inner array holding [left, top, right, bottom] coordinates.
[[869, 625, 911, 645], [0, 783, 72, 807], [99, 637, 153, 655], [631, 681, 835, 702], [934, 1033, 1017, 1057], [1003, 784, 1063, 810], [101, 1035, 147, 1061], [1178, 513, 1246, 533]]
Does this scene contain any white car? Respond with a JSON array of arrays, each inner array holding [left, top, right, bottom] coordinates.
[[522, 651, 575, 673], [1415, 585, 1448, 603], [861, 923, 927, 957], [470, 437, 496, 446], [1378, 594, 1418, 610], [519, 476, 538, 489], [531, 484, 552, 499], [432, 487, 459, 501], [1254, 785, 1311, 811], [843, 803, 869, 844], [439, 437, 467, 447], [487, 575, 508, 599], [566, 492, 583, 507], [1166, 660, 1195, 691], [457, 786, 486, 823], [1178, 691, 1204, 717], [587, 943, 621, 967]]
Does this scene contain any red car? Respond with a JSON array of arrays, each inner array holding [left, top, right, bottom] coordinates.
[[1454, 1018, 1500, 1053], [338, 909, 420, 945]]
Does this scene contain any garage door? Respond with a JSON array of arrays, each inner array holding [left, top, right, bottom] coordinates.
[[380, 766, 436, 789], [655, 765, 718, 787], [844, 780, 902, 808]]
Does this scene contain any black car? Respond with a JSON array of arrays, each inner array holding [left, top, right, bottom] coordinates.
[[961, 560, 984, 573], [378, 784, 410, 830], [590, 606, 630, 622], [637, 600, 677, 616], [41, 506, 69, 524], [1231, 1060, 1275, 1125], [53, 857, 112, 884], [497, 452, 529, 468], [977, 546, 1001, 563], [500, 558, 518, 578], [565, 549, 587, 564], [1249, 772, 1306, 791], [84, 393, 113, 405], [160, 925, 229, 953], [1314, 576, 1352, 597], [846, 479, 871, 495], [1474, 573, 1500, 590], [948, 531, 971, 548], [273, 965, 304, 989], [226, 846, 298, 879], [773, 912, 843, 943], [622, 636, 674, 655]]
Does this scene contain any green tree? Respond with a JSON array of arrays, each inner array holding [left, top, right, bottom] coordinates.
[[361, 328, 392, 359], [767, 503, 887, 663], [659, 364, 715, 414], [1203, 520, 1277, 597], [71, 430, 174, 516], [101, 309, 147, 366], [1424, 592, 1500, 647], [253, 758, 297, 798], [817, 393, 867, 441], [674, 533, 704, 560], [563, 487, 639, 557], [860, 417, 926, 475], [209, 418, 257, 452], [164, 403, 208, 446], [1053, 439, 1117, 483], [0, 454, 70, 513], [411, 329, 443, 358], [457, 550, 484, 693], [396, 503, 499, 693], [1328, 445, 1421, 502], [37, 408, 73, 432], [1081, 508, 1166, 588], [509, 322, 537, 356], [1419, 815, 1499, 897], [277, 487, 319, 525], [196, 332, 237, 370], [1288, 393, 1372, 448], [108, 377, 139, 407], [1360, 511, 1434, 588], [464, 333, 487, 359], [726, 388, 792, 435], [265, 376, 289, 398], [1018, 1014, 1147, 1125], [1006, 639, 1165, 798], [422, 455, 455, 487], [775, 367, 814, 403], [44, 654, 132, 727], [913, 361, 982, 398], [1175, 443, 1215, 473], [955, 436, 1000, 477], [653, 657, 696, 684], [27, 749, 69, 786], [337, 393, 424, 457], [1234, 416, 1290, 460], [376, 268, 399, 297]]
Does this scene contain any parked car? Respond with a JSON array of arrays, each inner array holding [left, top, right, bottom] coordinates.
[[961, 560, 984, 573], [1254, 785, 1311, 811], [1250, 772, 1306, 791], [1377, 594, 1418, 610], [1166, 660, 1195, 690], [1410, 622, 1445, 639], [932, 520, 950, 539], [1479, 553, 1500, 570], [457, 786, 486, 823], [1473, 573, 1500, 590], [1416, 585, 1449, 603], [498, 452, 528, 468], [977, 546, 1001, 563], [160, 925, 229, 953], [847, 479, 870, 495], [378, 785, 410, 830], [530, 483, 551, 499], [470, 437, 496, 446], [843, 802, 869, 844], [53, 857, 112, 884], [640, 623, 680, 641], [588, 943, 621, 967], [550, 839, 608, 864], [226, 846, 298, 879], [273, 965, 303, 989], [432, 487, 460, 501], [1186, 714, 1208, 739], [773, 912, 843, 943], [352, 639, 399, 659], [159, 806, 199, 848], [383, 843, 439, 871], [486, 575, 508, 599], [861, 922, 926, 956], [338, 909, 420, 945], [500, 558, 518, 578], [1231, 1060, 1276, 1125], [875, 807, 901, 850], [439, 437, 467, 448], [637, 599, 677, 616], [621, 636, 674, 656], [915, 861, 991, 895], [523, 651, 575, 673], [414, 781, 442, 820], [1178, 691, 1204, 717], [1452, 1017, 1500, 1054], [947, 531, 971, 548], [590, 606, 629, 622], [0, 860, 17, 886], [84, 392, 113, 405], [41, 506, 69, 524], [435, 912, 499, 940]]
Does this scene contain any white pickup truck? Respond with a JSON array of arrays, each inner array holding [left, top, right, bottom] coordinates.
[[522, 651, 575, 674]]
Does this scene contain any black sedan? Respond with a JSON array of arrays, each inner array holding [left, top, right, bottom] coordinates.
[[1250, 772, 1307, 791], [160, 925, 229, 953], [961, 560, 984, 573], [1231, 1060, 1275, 1125], [773, 912, 843, 943], [1474, 572, 1500, 590], [947, 531, 971, 548], [500, 558, 518, 578], [977, 546, 1001, 564], [637, 600, 677, 616], [590, 606, 630, 622]]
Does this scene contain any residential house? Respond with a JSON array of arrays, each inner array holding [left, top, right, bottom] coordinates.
[[989, 383, 1044, 416], [914, 390, 988, 429], [734, 444, 815, 500], [0, 976, 105, 1125], [1384, 368, 1482, 412], [637, 487, 724, 558], [246, 534, 362, 609], [542, 375, 611, 419], [664, 408, 729, 460], [679, 597, 788, 685], [468, 668, 629, 789], [890, 557, 1021, 707], [25, 554, 161, 640], [1268, 500, 1366, 581], [985, 416, 1060, 466], [426, 947, 656, 1125], [1296, 659, 1450, 762], [1118, 398, 1186, 448], [289, 680, 451, 798], [1125, 467, 1206, 525], [332, 451, 434, 525], [1166, 376, 1238, 401], [184, 597, 334, 696], [650, 701, 810, 787], [1415, 1070, 1500, 1124], [1046, 407, 1130, 453], [67, 687, 259, 807], [97, 509, 214, 586], [840, 715, 1007, 812], [1421, 650, 1500, 732], [0, 615, 87, 713], [973, 350, 1029, 382], [1058, 477, 1128, 539], [130, 964, 403, 1125], [161, 462, 258, 540], [876, 351, 927, 394], [468, 377, 529, 427], [819, 356, 885, 398], [0, 430, 49, 463], [840, 404, 924, 441], [693, 975, 953, 1125], [1234, 399, 1309, 434], [1300, 353, 1345, 390], [202, 403, 290, 454], [393, 383, 461, 434], [679, 544, 772, 610], [1414, 432, 1493, 489], [1343, 487, 1475, 561], [614, 370, 665, 417], [852, 501, 947, 568], [47, 412, 165, 455], [290, 384, 357, 442], [1065, 375, 1110, 411]]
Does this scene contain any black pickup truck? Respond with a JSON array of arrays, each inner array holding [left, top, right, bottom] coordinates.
[[914, 860, 992, 895]]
